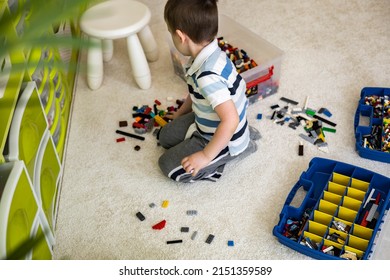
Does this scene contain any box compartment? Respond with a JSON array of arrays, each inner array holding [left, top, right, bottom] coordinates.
[[354, 87, 390, 163]]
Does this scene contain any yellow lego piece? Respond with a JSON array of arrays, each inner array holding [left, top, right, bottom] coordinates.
[[318, 130, 326, 142], [154, 115, 168, 127], [162, 200, 169, 208]]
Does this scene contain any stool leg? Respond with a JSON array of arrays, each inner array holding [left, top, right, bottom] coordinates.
[[102, 39, 114, 62], [138, 25, 159, 62], [87, 37, 104, 90], [126, 34, 151, 90]]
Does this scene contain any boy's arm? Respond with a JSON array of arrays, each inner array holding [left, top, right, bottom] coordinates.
[[181, 99, 239, 176]]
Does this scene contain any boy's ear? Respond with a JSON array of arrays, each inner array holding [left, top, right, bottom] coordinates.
[[175, 29, 187, 43]]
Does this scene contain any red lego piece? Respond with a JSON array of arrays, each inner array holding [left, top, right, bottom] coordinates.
[[144, 107, 152, 115], [154, 99, 162, 106], [152, 220, 166, 230], [360, 211, 369, 227], [133, 122, 145, 129], [116, 137, 125, 142]]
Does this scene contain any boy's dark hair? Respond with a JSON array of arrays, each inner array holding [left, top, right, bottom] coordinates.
[[164, 0, 218, 44]]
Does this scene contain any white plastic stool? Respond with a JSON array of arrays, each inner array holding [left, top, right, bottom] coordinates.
[[80, 0, 159, 90]]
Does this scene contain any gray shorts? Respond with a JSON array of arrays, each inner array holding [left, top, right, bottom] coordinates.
[[158, 112, 236, 183]]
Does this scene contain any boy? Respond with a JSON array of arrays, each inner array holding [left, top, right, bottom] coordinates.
[[159, 0, 258, 183]]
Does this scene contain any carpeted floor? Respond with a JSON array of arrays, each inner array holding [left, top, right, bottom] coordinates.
[[53, 0, 390, 260]]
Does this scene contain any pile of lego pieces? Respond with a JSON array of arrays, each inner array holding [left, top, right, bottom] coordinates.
[[361, 95, 390, 153], [115, 99, 184, 147], [383, 118, 390, 152], [381, 96, 389, 152], [363, 95, 387, 118], [130, 99, 180, 134], [135, 200, 234, 247], [283, 207, 360, 259], [217, 37, 258, 74], [267, 97, 336, 154], [217, 37, 259, 97]]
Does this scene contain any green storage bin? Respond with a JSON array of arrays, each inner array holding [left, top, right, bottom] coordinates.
[[34, 130, 61, 231], [6, 81, 48, 181], [0, 160, 39, 260]]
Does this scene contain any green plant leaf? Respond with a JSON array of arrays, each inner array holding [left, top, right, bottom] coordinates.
[[0, 0, 94, 58]]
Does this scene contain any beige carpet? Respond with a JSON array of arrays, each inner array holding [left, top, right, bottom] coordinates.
[[53, 0, 390, 260]]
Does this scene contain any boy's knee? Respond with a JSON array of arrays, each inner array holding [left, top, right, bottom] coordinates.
[[158, 153, 171, 178], [157, 127, 171, 149]]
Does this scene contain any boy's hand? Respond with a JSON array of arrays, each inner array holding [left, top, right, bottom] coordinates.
[[165, 111, 180, 120], [181, 151, 211, 176]]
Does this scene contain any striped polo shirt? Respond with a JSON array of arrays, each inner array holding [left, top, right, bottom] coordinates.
[[185, 38, 250, 156]]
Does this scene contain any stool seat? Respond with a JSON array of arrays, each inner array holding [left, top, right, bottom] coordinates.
[[80, 0, 159, 90], [80, 0, 150, 39]]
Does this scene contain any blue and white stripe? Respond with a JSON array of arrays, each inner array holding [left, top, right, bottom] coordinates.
[[185, 39, 250, 156]]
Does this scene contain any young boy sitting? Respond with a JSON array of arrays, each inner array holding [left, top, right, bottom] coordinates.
[[159, 0, 258, 183]]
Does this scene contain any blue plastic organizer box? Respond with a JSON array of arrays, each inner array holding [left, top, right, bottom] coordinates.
[[354, 87, 390, 163], [273, 157, 390, 260]]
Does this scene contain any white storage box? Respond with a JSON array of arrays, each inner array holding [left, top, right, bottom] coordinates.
[[168, 14, 284, 104]]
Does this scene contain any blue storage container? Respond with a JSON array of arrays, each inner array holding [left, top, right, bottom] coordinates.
[[354, 87, 390, 163], [273, 157, 390, 260]]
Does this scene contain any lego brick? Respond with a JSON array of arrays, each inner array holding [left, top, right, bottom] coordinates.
[[191, 231, 198, 240], [134, 128, 147, 134], [136, 212, 145, 221], [167, 240, 183, 244], [280, 97, 299, 105], [180, 227, 189, 233], [162, 200, 169, 208], [116, 137, 125, 143], [186, 210, 198, 216], [303, 96, 309, 110], [116, 130, 145, 141], [299, 133, 316, 145], [205, 234, 215, 244], [298, 142, 304, 156], [119, 120, 128, 127], [227, 240, 234, 246], [322, 127, 336, 133], [313, 114, 337, 127], [292, 107, 303, 114], [323, 109, 332, 117], [152, 220, 166, 230]]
